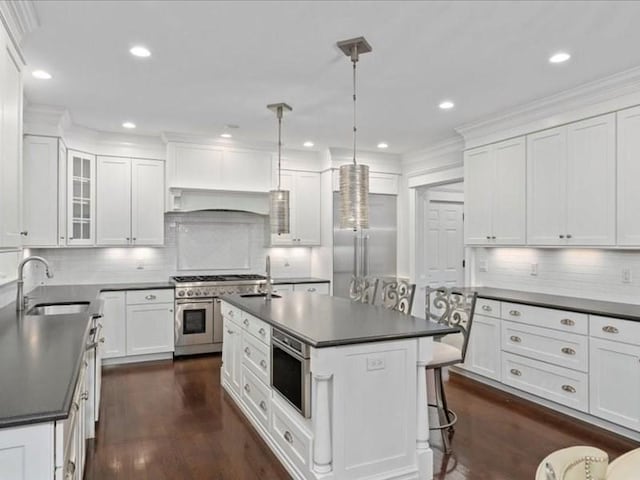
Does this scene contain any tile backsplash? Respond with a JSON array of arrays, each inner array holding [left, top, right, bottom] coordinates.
[[474, 247, 640, 304], [26, 211, 313, 289]]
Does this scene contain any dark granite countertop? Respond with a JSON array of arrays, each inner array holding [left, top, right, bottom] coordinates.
[[272, 277, 330, 285], [475, 287, 640, 322], [222, 292, 457, 348], [0, 282, 174, 430]]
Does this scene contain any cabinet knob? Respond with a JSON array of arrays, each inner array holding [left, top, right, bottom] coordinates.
[[561, 384, 576, 394], [561, 347, 576, 356], [510, 335, 522, 343], [259, 400, 267, 412], [486, 235, 491, 240], [258, 327, 266, 336], [509, 310, 521, 317], [126, 237, 130, 241], [510, 368, 522, 377], [132, 237, 137, 241], [560, 318, 575, 326], [260, 359, 267, 369], [481, 305, 492, 312], [243, 318, 250, 327], [244, 346, 251, 356], [491, 236, 496, 240], [145, 294, 156, 300], [307, 287, 316, 292], [227, 329, 234, 334], [228, 310, 234, 317], [602, 325, 619, 334], [20, 231, 28, 236], [244, 384, 250, 393], [566, 234, 572, 239], [284, 431, 293, 443], [559, 234, 565, 239]]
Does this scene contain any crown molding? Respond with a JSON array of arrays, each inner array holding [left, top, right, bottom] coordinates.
[[0, 0, 38, 52], [402, 135, 463, 166], [455, 65, 640, 149]]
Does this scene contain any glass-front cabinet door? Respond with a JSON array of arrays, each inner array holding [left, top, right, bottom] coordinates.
[[67, 150, 96, 245]]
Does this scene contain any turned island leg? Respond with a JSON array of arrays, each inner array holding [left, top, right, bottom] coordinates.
[[313, 373, 333, 474]]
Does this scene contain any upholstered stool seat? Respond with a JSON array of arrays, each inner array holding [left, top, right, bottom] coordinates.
[[428, 342, 463, 367]]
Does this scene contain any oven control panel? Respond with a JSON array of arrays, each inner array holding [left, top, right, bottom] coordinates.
[[175, 284, 261, 298]]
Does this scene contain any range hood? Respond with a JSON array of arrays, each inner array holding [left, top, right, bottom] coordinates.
[[168, 187, 269, 215]]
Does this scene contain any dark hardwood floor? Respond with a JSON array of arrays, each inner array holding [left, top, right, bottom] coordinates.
[[85, 355, 638, 480]]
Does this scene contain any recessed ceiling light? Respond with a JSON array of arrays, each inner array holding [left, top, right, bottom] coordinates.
[[439, 101, 455, 110], [377, 142, 389, 149], [32, 70, 52, 80], [303, 141, 314, 148], [122, 122, 136, 129], [130, 46, 151, 58], [220, 133, 232, 138], [549, 52, 571, 64]]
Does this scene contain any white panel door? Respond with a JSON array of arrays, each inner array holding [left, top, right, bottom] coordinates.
[[618, 106, 640, 245], [426, 202, 464, 287], [22, 136, 59, 246], [131, 159, 164, 245], [527, 127, 567, 245], [0, 43, 22, 248], [464, 146, 493, 244], [589, 337, 640, 430], [100, 291, 127, 359], [126, 303, 174, 356], [464, 314, 501, 381], [294, 171, 321, 245], [97, 157, 131, 245], [566, 113, 616, 245], [493, 137, 526, 245], [0, 423, 54, 480]]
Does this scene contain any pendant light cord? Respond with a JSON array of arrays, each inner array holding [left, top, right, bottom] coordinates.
[[277, 107, 282, 191], [352, 56, 357, 166]]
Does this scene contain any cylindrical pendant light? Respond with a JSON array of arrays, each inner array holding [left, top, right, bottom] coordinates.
[[267, 103, 292, 235], [337, 37, 372, 230]]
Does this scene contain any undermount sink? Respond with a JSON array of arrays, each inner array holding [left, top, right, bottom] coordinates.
[[240, 293, 282, 298], [26, 302, 90, 316]]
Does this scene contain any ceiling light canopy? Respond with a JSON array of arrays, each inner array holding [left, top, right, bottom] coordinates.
[[377, 142, 389, 149], [439, 100, 455, 110], [220, 133, 232, 138], [268, 103, 293, 235], [32, 70, 52, 80], [337, 36, 371, 231], [303, 141, 314, 148], [122, 121, 136, 129], [130, 46, 151, 58], [549, 52, 571, 64]]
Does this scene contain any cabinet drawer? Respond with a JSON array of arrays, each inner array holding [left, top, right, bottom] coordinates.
[[502, 302, 588, 335], [242, 333, 270, 385], [294, 282, 329, 295], [590, 315, 640, 346], [221, 301, 242, 326], [271, 398, 312, 474], [272, 284, 294, 294], [241, 366, 270, 430], [502, 352, 588, 412], [242, 312, 271, 345], [126, 289, 173, 305], [476, 298, 501, 318], [502, 320, 588, 372]]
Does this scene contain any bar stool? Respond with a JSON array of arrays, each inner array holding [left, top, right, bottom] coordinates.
[[349, 276, 379, 305], [380, 279, 416, 315], [424, 286, 477, 453]]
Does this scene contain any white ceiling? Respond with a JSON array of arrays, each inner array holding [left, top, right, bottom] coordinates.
[[21, 0, 640, 154]]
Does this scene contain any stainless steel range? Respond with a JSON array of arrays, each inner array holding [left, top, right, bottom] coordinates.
[[171, 274, 266, 356]]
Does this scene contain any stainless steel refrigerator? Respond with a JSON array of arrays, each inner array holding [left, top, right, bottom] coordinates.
[[333, 192, 397, 299]]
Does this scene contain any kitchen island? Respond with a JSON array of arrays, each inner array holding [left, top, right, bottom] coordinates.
[[221, 292, 456, 480]]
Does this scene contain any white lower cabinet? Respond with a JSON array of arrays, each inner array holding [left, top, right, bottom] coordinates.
[[293, 282, 329, 295], [126, 302, 174, 356], [464, 314, 501, 381], [589, 337, 640, 430], [271, 397, 312, 475], [241, 366, 271, 430], [100, 292, 126, 359], [0, 423, 54, 480], [222, 317, 243, 397]]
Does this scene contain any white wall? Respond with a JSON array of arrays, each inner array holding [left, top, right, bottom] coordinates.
[[473, 247, 640, 304], [25, 211, 313, 289]]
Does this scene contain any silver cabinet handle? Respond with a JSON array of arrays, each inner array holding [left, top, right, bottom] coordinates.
[[486, 235, 491, 240], [307, 287, 316, 292], [258, 327, 266, 336], [562, 385, 576, 394], [243, 318, 250, 327], [66, 460, 76, 475], [481, 305, 492, 312], [244, 347, 251, 356], [145, 294, 156, 300], [510, 368, 522, 376], [561, 347, 576, 356], [284, 431, 293, 443], [510, 335, 522, 343], [80, 391, 89, 401], [603, 325, 619, 334], [509, 310, 521, 316], [566, 234, 572, 239], [560, 318, 575, 326], [491, 236, 496, 240], [228, 310, 234, 317], [260, 359, 267, 370], [259, 400, 267, 412], [559, 234, 565, 239], [227, 329, 234, 334], [244, 384, 250, 393]]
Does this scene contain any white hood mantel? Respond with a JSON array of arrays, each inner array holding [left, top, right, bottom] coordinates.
[[168, 187, 270, 215]]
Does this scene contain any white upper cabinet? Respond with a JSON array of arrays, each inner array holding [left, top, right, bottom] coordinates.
[[0, 29, 23, 248], [67, 150, 96, 246], [271, 170, 321, 246], [527, 113, 615, 246], [168, 144, 272, 192], [617, 106, 640, 245], [96, 156, 164, 246], [464, 137, 525, 245], [23, 136, 59, 247]]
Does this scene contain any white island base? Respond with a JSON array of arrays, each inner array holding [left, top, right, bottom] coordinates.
[[221, 304, 436, 480]]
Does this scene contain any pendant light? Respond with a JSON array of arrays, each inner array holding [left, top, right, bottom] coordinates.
[[337, 36, 372, 230], [268, 102, 292, 235]]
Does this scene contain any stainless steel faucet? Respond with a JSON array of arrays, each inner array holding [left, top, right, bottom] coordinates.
[[265, 255, 273, 301], [17, 256, 53, 311]]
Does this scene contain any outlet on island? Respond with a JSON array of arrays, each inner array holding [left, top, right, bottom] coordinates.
[[367, 356, 385, 371]]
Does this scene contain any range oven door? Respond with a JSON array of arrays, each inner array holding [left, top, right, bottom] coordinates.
[[271, 332, 311, 418], [175, 299, 214, 347]]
